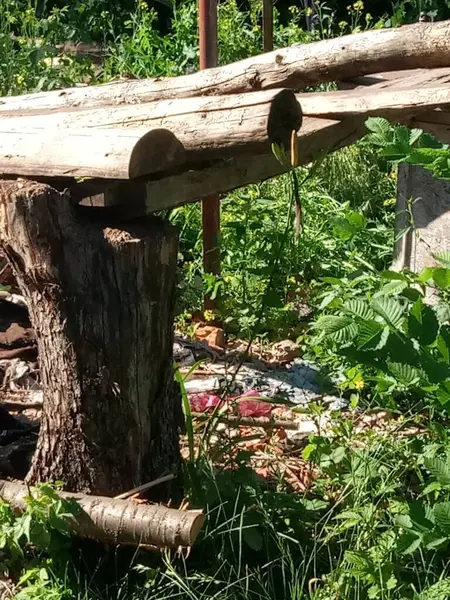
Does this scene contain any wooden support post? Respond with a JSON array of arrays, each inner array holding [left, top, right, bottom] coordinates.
[[0, 180, 182, 499], [262, 0, 273, 52], [199, 0, 220, 312]]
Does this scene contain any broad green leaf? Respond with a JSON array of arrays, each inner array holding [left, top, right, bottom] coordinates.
[[409, 128, 423, 146], [397, 531, 422, 555], [314, 316, 358, 344], [358, 321, 389, 351], [345, 550, 370, 569], [418, 133, 444, 149], [342, 299, 375, 320], [433, 251, 450, 269], [371, 297, 405, 329], [395, 514, 413, 529], [376, 280, 408, 296], [387, 362, 421, 386], [380, 270, 408, 281], [365, 116, 391, 137], [415, 578, 450, 600], [408, 298, 439, 346], [422, 481, 442, 495], [243, 527, 263, 551], [433, 268, 450, 290], [424, 457, 450, 487], [435, 303, 450, 325], [433, 502, 450, 533], [436, 380, 450, 406]]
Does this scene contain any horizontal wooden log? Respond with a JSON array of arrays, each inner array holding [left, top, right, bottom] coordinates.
[[300, 86, 450, 120], [0, 479, 204, 549], [0, 89, 302, 179], [65, 116, 365, 215], [143, 116, 366, 212], [0, 127, 187, 179], [3, 83, 448, 128], [0, 21, 449, 114], [1, 80, 447, 180], [337, 67, 450, 91]]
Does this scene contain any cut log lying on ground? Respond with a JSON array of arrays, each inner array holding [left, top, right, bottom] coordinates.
[[0, 89, 302, 179], [0, 20, 449, 113], [0, 479, 204, 549]]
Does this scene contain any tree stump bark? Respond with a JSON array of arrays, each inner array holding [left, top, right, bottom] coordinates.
[[0, 180, 182, 498]]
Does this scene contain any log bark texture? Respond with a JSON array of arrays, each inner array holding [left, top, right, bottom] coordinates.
[[0, 89, 302, 179], [0, 479, 204, 548], [0, 21, 449, 113], [0, 79, 448, 180], [0, 180, 182, 498]]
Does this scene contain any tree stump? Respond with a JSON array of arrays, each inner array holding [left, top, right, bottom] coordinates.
[[0, 180, 182, 498]]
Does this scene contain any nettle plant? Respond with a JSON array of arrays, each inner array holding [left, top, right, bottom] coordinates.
[[312, 256, 450, 410], [311, 119, 450, 410]]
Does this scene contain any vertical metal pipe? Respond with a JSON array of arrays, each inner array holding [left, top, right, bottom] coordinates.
[[262, 0, 273, 52], [199, 0, 220, 312]]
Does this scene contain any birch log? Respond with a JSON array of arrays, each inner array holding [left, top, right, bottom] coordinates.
[[0, 479, 204, 548], [0, 21, 449, 113]]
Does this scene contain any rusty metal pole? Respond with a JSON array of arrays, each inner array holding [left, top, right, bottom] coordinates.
[[262, 0, 273, 52], [199, 0, 220, 313]]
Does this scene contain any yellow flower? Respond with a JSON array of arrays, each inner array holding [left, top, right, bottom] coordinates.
[[204, 310, 216, 322], [305, 7, 313, 16], [16, 74, 25, 85], [339, 20, 347, 29], [353, 1, 364, 11], [354, 379, 365, 390]]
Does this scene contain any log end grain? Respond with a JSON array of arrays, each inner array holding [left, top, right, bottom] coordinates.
[[267, 89, 303, 150]]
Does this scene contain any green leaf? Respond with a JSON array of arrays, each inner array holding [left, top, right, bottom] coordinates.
[[371, 297, 405, 329], [422, 481, 442, 495], [409, 128, 423, 146], [433, 251, 450, 269], [345, 550, 370, 569], [408, 298, 439, 346], [376, 280, 408, 296], [436, 380, 450, 406], [358, 321, 389, 351], [433, 502, 450, 533], [433, 268, 450, 290], [365, 117, 391, 137], [395, 514, 413, 529], [397, 531, 422, 554], [418, 133, 444, 149], [342, 299, 375, 320], [314, 316, 358, 344], [424, 457, 450, 487], [380, 270, 408, 281], [387, 362, 421, 386], [243, 526, 263, 551]]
